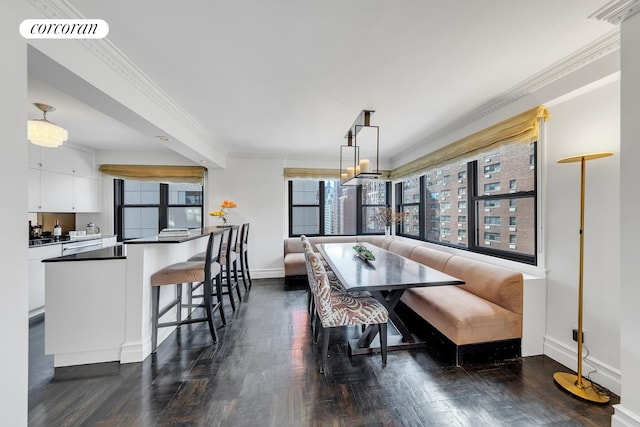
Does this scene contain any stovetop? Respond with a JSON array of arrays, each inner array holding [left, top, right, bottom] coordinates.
[[29, 237, 55, 246]]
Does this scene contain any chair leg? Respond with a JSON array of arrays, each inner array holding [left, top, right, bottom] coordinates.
[[225, 266, 237, 311], [175, 284, 182, 325], [313, 312, 321, 344], [187, 283, 193, 316], [233, 260, 242, 302], [239, 254, 249, 292], [215, 274, 227, 326], [203, 279, 218, 344], [379, 322, 387, 367], [320, 327, 330, 374], [244, 252, 252, 290], [151, 286, 160, 353]]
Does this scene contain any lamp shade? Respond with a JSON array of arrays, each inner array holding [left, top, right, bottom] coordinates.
[[28, 119, 68, 147]]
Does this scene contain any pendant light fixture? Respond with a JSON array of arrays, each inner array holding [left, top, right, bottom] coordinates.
[[340, 110, 381, 186], [28, 102, 68, 148]]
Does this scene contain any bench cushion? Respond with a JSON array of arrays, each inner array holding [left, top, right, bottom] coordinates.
[[443, 256, 523, 314], [401, 286, 522, 345]]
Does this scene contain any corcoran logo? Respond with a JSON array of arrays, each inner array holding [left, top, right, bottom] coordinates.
[[19, 19, 109, 39]]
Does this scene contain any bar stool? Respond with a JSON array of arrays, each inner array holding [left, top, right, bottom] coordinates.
[[220, 225, 242, 309], [150, 232, 222, 352], [236, 223, 252, 292], [187, 231, 227, 326]]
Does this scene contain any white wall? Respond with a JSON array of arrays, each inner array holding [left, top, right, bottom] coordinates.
[[208, 154, 287, 278], [614, 11, 640, 427], [2, 3, 29, 425], [543, 78, 621, 393]]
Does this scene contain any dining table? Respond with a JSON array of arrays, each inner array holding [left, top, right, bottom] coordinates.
[[316, 242, 465, 356]]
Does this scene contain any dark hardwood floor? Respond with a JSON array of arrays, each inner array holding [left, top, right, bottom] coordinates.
[[29, 279, 618, 426]]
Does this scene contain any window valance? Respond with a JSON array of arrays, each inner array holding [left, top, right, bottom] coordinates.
[[284, 168, 341, 180], [389, 105, 550, 179], [98, 164, 206, 185], [284, 167, 391, 180]]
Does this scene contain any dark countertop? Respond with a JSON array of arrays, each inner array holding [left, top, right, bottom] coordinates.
[[124, 226, 232, 244], [43, 245, 126, 262], [28, 234, 116, 248]]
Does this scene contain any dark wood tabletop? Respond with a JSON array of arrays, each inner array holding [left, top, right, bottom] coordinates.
[[317, 243, 464, 291]]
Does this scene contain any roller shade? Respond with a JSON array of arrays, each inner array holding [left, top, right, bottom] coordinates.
[[389, 105, 550, 179], [98, 164, 206, 185]]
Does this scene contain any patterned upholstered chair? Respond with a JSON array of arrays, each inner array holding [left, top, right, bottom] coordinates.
[[307, 251, 388, 374]]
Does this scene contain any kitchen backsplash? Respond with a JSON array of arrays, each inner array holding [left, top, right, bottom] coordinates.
[[29, 213, 76, 236]]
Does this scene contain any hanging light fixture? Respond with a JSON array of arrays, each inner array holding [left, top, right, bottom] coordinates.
[[28, 103, 68, 148], [340, 110, 381, 186]]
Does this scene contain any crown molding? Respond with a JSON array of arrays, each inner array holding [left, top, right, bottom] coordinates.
[[25, 0, 213, 143], [399, 29, 620, 158], [590, 0, 640, 25]]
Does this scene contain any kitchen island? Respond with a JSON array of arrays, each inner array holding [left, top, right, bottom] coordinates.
[[43, 228, 224, 367]]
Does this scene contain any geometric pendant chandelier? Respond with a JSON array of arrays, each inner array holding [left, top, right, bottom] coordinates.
[[27, 102, 68, 148], [340, 109, 382, 186]]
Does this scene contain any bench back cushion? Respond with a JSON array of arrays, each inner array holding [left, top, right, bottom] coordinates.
[[443, 256, 523, 314], [409, 246, 453, 271]]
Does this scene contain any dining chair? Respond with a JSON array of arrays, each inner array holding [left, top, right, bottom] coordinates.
[[307, 251, 388, 374]]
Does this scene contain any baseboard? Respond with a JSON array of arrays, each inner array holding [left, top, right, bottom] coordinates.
[[248, 268, 284, 279], [612, 405, 640, 427], [544, 334, 621, 395]]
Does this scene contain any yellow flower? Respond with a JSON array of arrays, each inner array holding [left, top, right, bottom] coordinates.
[[209, 210, 226, 217]]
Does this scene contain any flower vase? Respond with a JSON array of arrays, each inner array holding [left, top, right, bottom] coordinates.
[[385, 225, 391, 237]]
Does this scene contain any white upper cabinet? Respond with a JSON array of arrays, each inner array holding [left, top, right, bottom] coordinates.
[[28, 144, 100, 213]]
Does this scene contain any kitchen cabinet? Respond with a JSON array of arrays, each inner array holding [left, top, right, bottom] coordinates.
[[28, 144, 100, 213], [73, 175, 100, 212], [28, 243, 62, 318]]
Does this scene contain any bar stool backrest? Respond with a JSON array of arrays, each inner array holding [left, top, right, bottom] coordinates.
[[239, 223, 250, 252], [219, 226, 230, 254], [229, 225, 239, 255], [204, 232, 223, 282]]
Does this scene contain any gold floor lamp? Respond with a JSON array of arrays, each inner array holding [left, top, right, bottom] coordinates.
[[553, 152, 612, 404]]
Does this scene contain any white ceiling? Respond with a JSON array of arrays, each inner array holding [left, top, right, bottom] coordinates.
[[27, 0, 616, 163]]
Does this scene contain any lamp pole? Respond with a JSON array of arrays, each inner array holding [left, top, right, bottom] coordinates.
[[553, 152, 612, 404]]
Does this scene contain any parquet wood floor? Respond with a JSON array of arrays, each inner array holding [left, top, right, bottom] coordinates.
[[29, 279, 618, 426]]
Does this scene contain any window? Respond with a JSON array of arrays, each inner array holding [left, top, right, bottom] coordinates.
[[484, 182, 501, 193], [115, 180, 204, 240], [484, 216, 501, 225], [288, 179, 390, 237], [484, 163, 501, 174], [290, 180, 320, 235], [397, 140, 537, 264], [361, 180, 389, 234], [397, 177, 422, 237]]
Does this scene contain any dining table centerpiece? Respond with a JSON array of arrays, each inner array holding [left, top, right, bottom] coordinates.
[[353, 244, 375, 261], [209, 199, 237, 225]]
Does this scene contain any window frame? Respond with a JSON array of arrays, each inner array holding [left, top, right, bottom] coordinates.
[[396, 142, 538, 265], [113, 179, 204, 241], [287, 179, 391, 237]]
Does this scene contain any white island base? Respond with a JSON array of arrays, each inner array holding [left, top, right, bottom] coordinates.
[[44, 234, 209, 367]]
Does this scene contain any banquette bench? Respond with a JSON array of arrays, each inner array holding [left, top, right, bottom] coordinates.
[[284, 235, 523, 365]]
